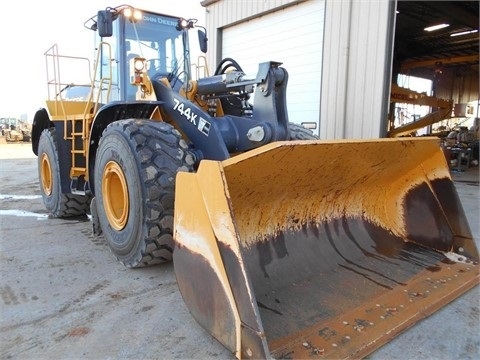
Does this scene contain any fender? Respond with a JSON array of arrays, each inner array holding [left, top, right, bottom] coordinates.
[[31, 108, 73, 194], [87, 101, 165, 195], [31, 108, 54, 155]]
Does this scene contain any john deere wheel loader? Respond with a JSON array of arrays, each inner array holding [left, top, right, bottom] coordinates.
[[31, 4, 479, 359]]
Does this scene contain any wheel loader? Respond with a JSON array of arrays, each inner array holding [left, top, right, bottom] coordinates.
[[31, 4, 479, 359]]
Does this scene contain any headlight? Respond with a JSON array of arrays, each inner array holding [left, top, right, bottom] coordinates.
[[123, 8, 133, 18], [134, 58, 145, 72], [176, 18, 195, 30], [133, 10, 142, 21], [123, 7, 141, 22]]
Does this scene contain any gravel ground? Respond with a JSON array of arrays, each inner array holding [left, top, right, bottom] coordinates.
[[1, 139, 478, 360]]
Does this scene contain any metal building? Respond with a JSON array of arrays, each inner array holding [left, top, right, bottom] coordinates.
[[200, 0, 479, 140], [200, 0, 396, 139]]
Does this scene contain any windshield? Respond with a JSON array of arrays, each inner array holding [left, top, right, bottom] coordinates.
[[125, 13, 186, 80]]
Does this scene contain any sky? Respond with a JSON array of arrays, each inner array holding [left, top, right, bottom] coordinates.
[[0, 0, 204, 121]]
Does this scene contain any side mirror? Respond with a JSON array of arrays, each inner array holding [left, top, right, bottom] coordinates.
[[198, 29, 208, 53], [97, 10, 113, 37]]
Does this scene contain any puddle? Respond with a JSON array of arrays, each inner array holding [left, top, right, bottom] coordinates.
[[0, 210, 48, 219], [0, 194, 42, 200]]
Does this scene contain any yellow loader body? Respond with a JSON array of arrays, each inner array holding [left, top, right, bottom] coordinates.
[[173, 137, 479, 359]]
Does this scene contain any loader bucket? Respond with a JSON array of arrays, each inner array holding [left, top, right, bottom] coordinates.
[[173, 137, 479, 359]]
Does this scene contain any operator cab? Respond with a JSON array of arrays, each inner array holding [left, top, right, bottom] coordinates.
[[84, 5, 206, 102]]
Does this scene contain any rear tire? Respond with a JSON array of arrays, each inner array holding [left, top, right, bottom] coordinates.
[[37, 128, 91, 217], [94, 119, 195, 268], [289, 122, 318, 140]]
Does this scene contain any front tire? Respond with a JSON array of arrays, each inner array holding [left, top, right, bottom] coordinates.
[[37, 128, 91, 217], [94, 119, 195, 268]]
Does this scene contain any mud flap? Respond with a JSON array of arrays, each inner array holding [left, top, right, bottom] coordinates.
[[173, 137, 479, 359]]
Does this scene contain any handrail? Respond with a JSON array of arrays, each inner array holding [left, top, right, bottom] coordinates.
[[43, 42, 114, 179], [192, 55, 210, 79], [84, 41, 113, 133], [44, 44, 92, 140]]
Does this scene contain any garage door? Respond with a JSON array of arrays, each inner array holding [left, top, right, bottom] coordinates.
[[222, 0, 325, 132]]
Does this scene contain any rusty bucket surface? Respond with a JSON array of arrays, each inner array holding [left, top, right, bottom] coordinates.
[[173, 137, 479, 359]]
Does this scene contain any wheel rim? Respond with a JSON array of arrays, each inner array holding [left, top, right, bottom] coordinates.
[[102, 161, 129, 231], [40, 153, 53, 196]]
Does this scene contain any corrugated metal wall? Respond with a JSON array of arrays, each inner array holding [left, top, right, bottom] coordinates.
[[435, 67, 480, 105], [319, 0, 396, 139]]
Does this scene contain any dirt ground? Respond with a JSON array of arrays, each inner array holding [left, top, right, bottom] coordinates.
[[1, 138, 479, 360]]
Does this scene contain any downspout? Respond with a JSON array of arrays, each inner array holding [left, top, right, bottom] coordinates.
[[380, 0, 398, 138]]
